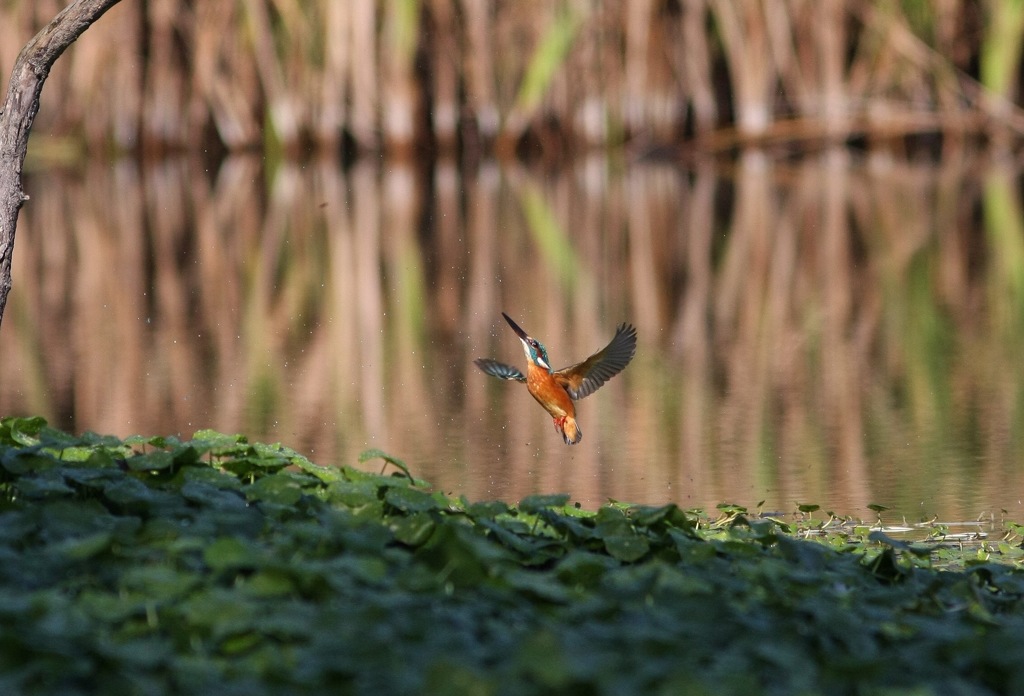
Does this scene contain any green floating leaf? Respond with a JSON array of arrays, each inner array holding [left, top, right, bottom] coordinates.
[[123, 434, 180, 450], [514, 630, 571, 689], [868, 530, 909, 550], [594, 506, 634, 537], [38, 426, 89, 450], [538, 508, 595, 541], [414, 524, 510, 589], [1, 448, 59, 475], [797, 503, 821, 514], [245, 473, 306, 506], [102, 477, 181, 514], [93, 635, 173, 669], [120, 565, 200, 601], [204, 537, 264, 573], [52, 445, 103, 463], [8, 419, 1024, 695], [14, 472, 75, 499], [863, 547, 912, 583], [251, 442, 298, 469], [51, 531, 113, 560], [745, 517, 786, 540], [203, 442, 295, 479], [178, 588, 258, 641], [867, 531, 932, 558], [292, 456, 345, 484], [325, 478, 383, 508], [603, 535, 650, 563], [191, 429, 248, 448], [476, 518, 565, 562], [555, 550, 618, 588], [124, 450, 176, 472], [220, 630, 263, 655], [79, 431, 130, 448], [391, 512, 436, 547], [384, 486, 440, 514], [179, 480, 247, 509], [358, 448, 413, 481], [243, 569, 296, 598], [181, 465, 243, 491], [519, 494, 571, 514], [60, 465, 124, 489], [171, 444, 203, 468], [466, 500, 510, 520], [628, 503, 692, 531], [505, 569, 574, 604], [78, 590, 141, 624], [0, 415, 48, 446]]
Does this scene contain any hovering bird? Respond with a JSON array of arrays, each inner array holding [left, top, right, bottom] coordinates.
[[474, 313, 637, 445]]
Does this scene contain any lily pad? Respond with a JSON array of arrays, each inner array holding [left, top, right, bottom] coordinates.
[[519, 493, 571, 513], [603, 534, 650, 562], [384, 485, 441, 513], [2, 420, 1024, 695]]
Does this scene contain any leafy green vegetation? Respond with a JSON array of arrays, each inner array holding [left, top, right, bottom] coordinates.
[[2, 416, 1024, 695]]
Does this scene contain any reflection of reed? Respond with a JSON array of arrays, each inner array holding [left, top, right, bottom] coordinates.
[[3, 153, 1024, 519]]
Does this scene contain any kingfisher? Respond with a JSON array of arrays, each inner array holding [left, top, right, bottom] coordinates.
[[474, 313, 637, 445]]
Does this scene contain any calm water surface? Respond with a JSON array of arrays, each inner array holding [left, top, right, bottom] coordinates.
[[2, 150, 1023, 521]]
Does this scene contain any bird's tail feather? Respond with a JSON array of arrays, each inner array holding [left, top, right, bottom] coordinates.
[[558, 417, 582, 445]]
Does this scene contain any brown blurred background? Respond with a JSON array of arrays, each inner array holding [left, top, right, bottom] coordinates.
[[3, 1, 1024, 520]]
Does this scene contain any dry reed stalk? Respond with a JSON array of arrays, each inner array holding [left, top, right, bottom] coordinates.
[[459, 0, 499, 144], [381, 0, 421, 155], [708, 0, 775, 136], [623, 0, 655, 136], [243, 0, 301, 149], [347, 1, 381, 150], [813, 2, 846, 134], [426, 0, 461, 151], [141, 0, 183, 146], [1, 1, 1022, 156], [624, 0, 684, 142], [314, 3, 347, 147], [198, 5, 262, 148], [560, 0, 603, 147]]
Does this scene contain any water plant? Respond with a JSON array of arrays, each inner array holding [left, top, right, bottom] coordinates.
[[2, 415, 1024, 694]]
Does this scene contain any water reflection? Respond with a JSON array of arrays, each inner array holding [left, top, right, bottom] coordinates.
[[2, 150, 1024, 520]]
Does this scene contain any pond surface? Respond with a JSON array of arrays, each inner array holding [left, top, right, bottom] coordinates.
[[2, 149, 1024, 520]]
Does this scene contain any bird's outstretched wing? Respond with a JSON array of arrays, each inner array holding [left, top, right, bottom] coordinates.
[[474, 358, 526, 383], [554, 323, 637, 399]]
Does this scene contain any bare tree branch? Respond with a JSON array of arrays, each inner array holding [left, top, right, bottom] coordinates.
[[0, 0, 123, 329]]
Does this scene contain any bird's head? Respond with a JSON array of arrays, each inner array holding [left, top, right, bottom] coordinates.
[[502, 313, 551, 371]]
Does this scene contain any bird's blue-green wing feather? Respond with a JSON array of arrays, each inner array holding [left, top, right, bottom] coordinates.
[[474, 358, 526, 383]]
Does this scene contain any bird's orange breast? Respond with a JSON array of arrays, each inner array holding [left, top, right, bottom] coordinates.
[[526, 364, 575, 419]]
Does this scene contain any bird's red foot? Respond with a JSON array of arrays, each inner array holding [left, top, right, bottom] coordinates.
[[552, 416, 566, 433]]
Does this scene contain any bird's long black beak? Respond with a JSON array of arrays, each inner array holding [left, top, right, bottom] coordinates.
[[501, 312, 530, 341]]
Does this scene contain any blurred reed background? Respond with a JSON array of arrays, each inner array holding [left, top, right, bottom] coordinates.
[[3, 1, 1024, 518], [5, 1, 1024, 159], [3, 151, 1024, 517]]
